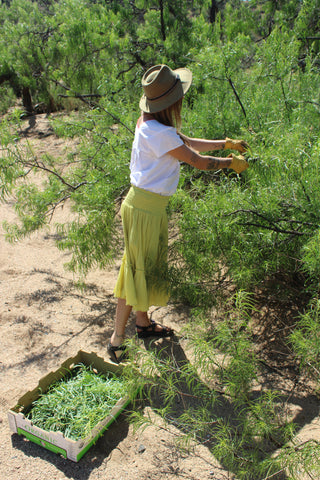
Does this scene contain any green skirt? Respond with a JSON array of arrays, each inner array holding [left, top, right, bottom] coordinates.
[[114, 186, 170, 311]]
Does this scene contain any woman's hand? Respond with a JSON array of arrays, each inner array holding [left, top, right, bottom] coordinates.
[[228, 153, 249, 173], [224, 137, 249, 153]]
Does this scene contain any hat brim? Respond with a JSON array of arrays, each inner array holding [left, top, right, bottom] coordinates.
[[139, 67, 192, 114]]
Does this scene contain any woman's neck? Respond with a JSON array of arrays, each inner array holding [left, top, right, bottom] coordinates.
[[142, 112, 154, 121]]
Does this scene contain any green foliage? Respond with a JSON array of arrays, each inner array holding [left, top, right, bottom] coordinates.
[[290, 298, 320, 379], [222, 1, 259, 41], [276, 439, 320, 480], [1, 108, 133, 273], [182, 291, 258, 400], [302, 230, 320, 289], [0, 0, 55, 109], [170, 28, 320, 301], [294, 0, 320, 45], [0, 84, 15, 114]]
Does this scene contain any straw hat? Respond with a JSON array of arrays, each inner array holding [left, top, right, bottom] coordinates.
[[139, 64, 192, 113]]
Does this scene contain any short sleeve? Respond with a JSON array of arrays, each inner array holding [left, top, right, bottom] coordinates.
[[149, 126, 184, 158]]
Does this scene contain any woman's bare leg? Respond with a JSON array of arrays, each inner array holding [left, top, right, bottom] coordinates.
[[136, 310, 149, 325], [111, 300, 173, 346], [110, 298, 132, 347], [136, 310, 173, 335]]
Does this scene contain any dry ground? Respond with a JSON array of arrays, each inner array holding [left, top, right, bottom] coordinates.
[[0, 114, 319, 480]]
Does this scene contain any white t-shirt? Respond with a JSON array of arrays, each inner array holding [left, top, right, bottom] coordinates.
[[130, 119, 184, 196]]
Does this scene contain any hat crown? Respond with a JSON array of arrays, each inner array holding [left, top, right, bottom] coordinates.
[[142, 65, 180, 101]]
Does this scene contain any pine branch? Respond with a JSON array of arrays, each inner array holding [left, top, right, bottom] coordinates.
[[51, 79, 134, 135], [21, 158, 86, 191], [227, 77, 248, 122], [225, 209, 319, 236], [239, 222, 306, 236]]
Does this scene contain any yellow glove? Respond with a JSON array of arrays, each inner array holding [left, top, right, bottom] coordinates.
[[228, 153, 249, 174], [224, 137, 249, 153]]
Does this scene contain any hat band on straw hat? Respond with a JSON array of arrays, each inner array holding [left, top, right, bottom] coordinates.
[[146, 75, 180, 102]]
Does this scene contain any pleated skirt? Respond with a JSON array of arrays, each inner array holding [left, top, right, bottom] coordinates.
[[113, 186, 170, 311]]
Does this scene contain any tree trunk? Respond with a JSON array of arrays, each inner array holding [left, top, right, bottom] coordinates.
[[22, 86, 33, 114], [209, 0, 219, 24]]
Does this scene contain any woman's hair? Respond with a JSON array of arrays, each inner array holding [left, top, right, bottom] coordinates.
[[152, 97, 183, 130], [149, 97, 190, 145]]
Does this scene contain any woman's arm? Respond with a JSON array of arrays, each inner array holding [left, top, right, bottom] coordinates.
[[169, 144, 249, 173], [169, 144, 230, 170], [181, 135, 226, 152], [181, 134, 249, 154]]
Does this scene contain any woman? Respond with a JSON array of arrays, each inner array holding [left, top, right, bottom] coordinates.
[[108, 64, 249, 363]]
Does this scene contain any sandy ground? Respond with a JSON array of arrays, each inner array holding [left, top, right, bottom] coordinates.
[[1, 114, 320, 480]]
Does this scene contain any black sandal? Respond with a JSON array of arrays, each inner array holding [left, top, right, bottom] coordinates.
[[107, 343, 128, 364], [136, 320, 174, 339]]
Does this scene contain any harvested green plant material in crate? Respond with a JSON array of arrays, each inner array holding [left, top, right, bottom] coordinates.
[[27, 363, 128, 440]]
